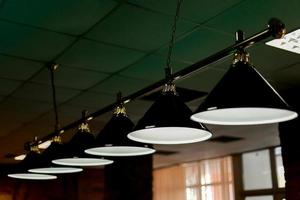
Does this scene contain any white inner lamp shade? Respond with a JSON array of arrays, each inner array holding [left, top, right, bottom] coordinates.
[[127, 127, 212, 145], [28, 167, 83, 174], [85, 146, 155, 157], [52, 158, 113, 167], [8, 173, 57, 180], [191, 107, 298, 125]]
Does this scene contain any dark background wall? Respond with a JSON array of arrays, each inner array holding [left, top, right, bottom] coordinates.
[[0, 168, 103, 200]]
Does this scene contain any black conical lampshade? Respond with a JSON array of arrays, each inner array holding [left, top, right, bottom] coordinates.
[[191, 53, 298, 125], [85, 105, 155, 157], [28, 136, 83, 174], [8, 147, 58, 180], [52, 123, 113, 167], [67, 124, 95, 157], [19, 151, 43, 170], [127, 84, 212, 145], [96, 114, 135, 146], [12, 147, 43, 174], [39, 136, 69, 165]]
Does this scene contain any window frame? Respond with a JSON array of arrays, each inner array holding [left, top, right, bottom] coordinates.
[[185, 156, 234, 200], [233, 146, 286, 200]]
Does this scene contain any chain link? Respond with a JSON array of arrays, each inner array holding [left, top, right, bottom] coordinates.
[[165, 0, 184, 81]]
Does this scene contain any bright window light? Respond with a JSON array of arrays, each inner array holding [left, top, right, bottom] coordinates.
[[266, 29, 300, 54]]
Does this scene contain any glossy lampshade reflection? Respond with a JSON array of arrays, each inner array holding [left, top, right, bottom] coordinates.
[[85, 106, 155, 157], [8, 173, 57, 180], [128, 84, 212, 145], [191, 61, 298, 125]]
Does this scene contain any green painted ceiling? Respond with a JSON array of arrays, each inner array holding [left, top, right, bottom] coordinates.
[[0, 0, 299, 162]]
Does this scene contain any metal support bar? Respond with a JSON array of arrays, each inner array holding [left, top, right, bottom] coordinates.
[[27, 18, 285, 148]]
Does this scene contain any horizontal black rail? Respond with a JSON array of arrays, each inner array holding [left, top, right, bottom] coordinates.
[[27, 18, 285, 149]]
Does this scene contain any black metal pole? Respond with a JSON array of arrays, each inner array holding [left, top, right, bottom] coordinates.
[[27, 18, 285, 148]]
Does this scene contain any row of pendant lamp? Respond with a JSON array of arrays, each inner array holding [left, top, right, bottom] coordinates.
[[8, 104, 155, 180], [128, 50, 297, 145], [9, 49, 298, 180]]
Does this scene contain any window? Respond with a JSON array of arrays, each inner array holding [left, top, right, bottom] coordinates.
[[153, 146, 285, 200], [274, 147, 285, 188], [185, 156, 234, 200], [185, 163, 200, 200], [238, 147, 286, 200], [153, 156, 234, 200], [242, 149, 272, 190]]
